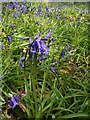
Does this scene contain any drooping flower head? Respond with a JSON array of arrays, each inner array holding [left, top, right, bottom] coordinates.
[[20, 33, 51, 68], [9, 96, 20, 109], [20, 56, 25, 68], [50, 61, 58, 74], [0, 44, 4, 49], [0, 74, 2, 79], [61, 50, 65, 58], [7, 35, 13, 42], [37, 5, 42, 15], [46, 6, 49, 12], [46, 30, 52, 38], [28, 33, 49, 62], [8, 94, 26, 109]]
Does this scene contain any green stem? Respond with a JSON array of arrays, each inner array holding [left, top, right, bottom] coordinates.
[[25, 78, 32, 118], [31, 54, 37, 117]]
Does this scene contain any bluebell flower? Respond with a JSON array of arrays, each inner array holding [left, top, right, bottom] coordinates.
[[50, 67, 57, 74], [31, 39, 40, 54], [34, 33, 40, 40], [51, 37, 54, 41], [20, 56, 25, 68], [0, 6, 2, 13], [28, 34, 49, 62], [20, 56, 25, 61], [36, 22, 40, 26], [52, 61, 58, 66], [16, 10, 21, 15], [38, 54, 46, 62], [11, 32, 14, 35], [61, 50, 65, 58], [64, 46, 69, 51], [9, 96, 20, 109], [8, 0, 12, 2], [70, 17, 74, 22], [13, 13, 18, 19], [30, 34, 40, 53], [20, 93, 27, 96], [37, 5, 42, 15], [46, 31, 52, 38], [56, 16, 60, 20], [29, 52, 34, 60], [20, 61, 24, 68], [22, 0, 26, 4], [56, 7, 60, 12], [13, 2, 18, 9], [13, 10, 21, 19], [7, 35, 13, 42], [8, 94, 26, 109], [21, 5, 27, 14], [46, 6, 49, 12], [69, 45, 73, 49], [50, 61, 58, 74], [0, 74, 2, 79], [64, 45, 73, 52], [0, 44, 4, 49], [21, 37, 29, 40], [41, 38, 47, 44], [10, 24, 15, 29], [0, 17, 2, 21], [40, 41, 49, 55], [7, 3, 13, 9]]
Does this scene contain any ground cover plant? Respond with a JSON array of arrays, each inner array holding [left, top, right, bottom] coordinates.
[[0, 1, 90, 119]]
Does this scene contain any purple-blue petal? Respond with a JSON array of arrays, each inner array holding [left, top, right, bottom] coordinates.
[[50, 67, 57, 74], [28, 37, 33, 47], [46, 31, 52, 38], [9, 97, 18, 109], [46, 6, 49, 12], [7, 35, 13, 42], [52, 61, 58, 66], [69, 45, 73, 49], [41, 38, 47, 42], [0, 44, 4, 49], [21, 94, 27, 96], [29, 52, 34, 60], [38, 54, 46, 62], [20, 61, 24, 68], [20, 56, 25, 61], [56, 16, 60, 20], [21, 37, 29, 40], [10, 24, 15, 29], [61, 50, 65, 58], [34, 33, 40, 40], [0, 74, 2, 79]]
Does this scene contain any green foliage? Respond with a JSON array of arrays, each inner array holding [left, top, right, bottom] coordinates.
[[1, 2, 89, 119]]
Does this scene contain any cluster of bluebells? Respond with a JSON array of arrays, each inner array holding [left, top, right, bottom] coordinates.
[[20, 31, 52, 68], [37, 5, 49, 15], [8, 94, 26, 109], [4, 1, 27, 18], [37, 5, 43, 15]]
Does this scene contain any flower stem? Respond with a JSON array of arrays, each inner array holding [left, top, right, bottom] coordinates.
[[31, 54, 38, 117]]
